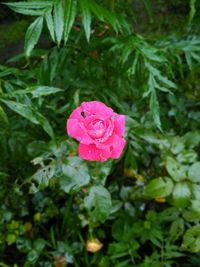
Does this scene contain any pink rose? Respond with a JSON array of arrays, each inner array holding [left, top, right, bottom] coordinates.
[[66, 101, 126, 161]]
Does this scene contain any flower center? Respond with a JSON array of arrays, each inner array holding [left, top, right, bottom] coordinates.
[[92, 119, 104, 130]]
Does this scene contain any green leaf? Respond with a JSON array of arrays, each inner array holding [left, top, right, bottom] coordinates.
[[0, 105, 8, 123], [89, 1, 105, 21], [6, 233, 17, 245], [84, 185, 112, 222], [142, 0, 153, 23], [185, 52, 193, 71], [150, 90, 162, 131], [4, 1, 52, 16], [25, 16, 43, 57], [33, 238, 46, 252], [1, 99, 37, 124], [188, 162, 200, 182], [141, 47, 165, 63], [29, 183, 39, 194], [26, 86, 62, 98], [172, 182, 191, 208], [45, 9, 55, 42], [89, 1, 120, 32], [144, 177, 173, 198], [80, 0, 91, 42], [191, 200, 200, 215], [27, 249, 38, 263], [4, 1, 52, 9], [53, 0, 64, 46], [177, 150, 197, 164], [0, 99, 54, 138], [181, 225, 200, 252], [170, 218, 184, 241], [63, 0, 77, 44], [61, 157, 90, 193], [192, 184, 200, 200], [189, 0, 196, 24], [166, 157, 186, 182], [146, 62, 176, 90], [31, 163, 56, 190]]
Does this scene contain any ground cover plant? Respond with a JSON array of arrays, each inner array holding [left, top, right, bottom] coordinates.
[[1, 0, 200, 266]]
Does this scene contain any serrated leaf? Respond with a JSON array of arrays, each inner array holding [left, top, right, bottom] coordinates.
[[147, 62, 176, 89], [4, 7, 45, 16], [166, 157, 186, 182], [45, 9, 55, 42], [84, 185, 112, 222], [63, 0, 77, 44], [144, 177, 173, 198], [0, 99, 54, 138], [80, 0, 91, 42], [181, 225, 200, 252], [61, 157, 90, 193], [53, 0, 64, 46], [25, 16, 43, 57], [4, 1, 52, 9], [89, 1, 120, 32], [150, 90, 162, 131], [4, 1, 52, 16], [188, 162, 200, 182], [172, 182, 191, 208], [141, 47, 165, 63]]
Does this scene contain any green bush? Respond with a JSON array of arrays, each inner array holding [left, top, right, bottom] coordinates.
[[1, 0, 200, 266]]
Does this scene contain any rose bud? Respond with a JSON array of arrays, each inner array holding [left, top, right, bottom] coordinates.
[[86, 238, 103, 253]]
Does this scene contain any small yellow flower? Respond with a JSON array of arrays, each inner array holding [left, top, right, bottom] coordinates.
[[155, 197, 166, 203], [81, 187, 87, 193], [86, 239, 103, 253], [124, 168, 136, 178]]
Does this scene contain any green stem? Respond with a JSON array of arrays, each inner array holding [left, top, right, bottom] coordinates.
[[61, 193, 73, 235]]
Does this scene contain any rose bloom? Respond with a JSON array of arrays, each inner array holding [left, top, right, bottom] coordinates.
[[66, 101, 126, 161]]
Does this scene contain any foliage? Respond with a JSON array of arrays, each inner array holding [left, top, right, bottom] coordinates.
[[1, 0, 200, 266]]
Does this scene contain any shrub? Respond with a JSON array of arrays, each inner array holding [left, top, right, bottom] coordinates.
[[1, 0, 200, 266]]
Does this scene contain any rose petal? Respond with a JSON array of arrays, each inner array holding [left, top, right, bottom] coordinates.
[[106, 134, 126, 159], [79, 143, 111, 161], [67, 119, 93, 144], [69, 106, 84, 121], [114, 114, 125, 136], [83, 115, 106, 138], [81, 101, 114, 116]]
